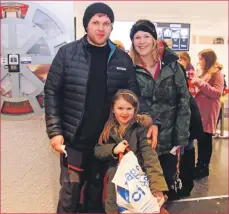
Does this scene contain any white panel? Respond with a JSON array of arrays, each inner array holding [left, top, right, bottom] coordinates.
[[110, 21, 134, 50]]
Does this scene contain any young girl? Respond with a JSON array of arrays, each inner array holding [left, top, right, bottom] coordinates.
[[94, 89, 168, 213]]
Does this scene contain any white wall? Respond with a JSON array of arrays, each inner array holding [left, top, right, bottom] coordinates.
[[1, 117, 60, 213]]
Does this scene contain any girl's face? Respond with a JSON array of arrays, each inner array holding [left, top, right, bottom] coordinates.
[[198, 55, 206, 70], [113, 98, 135, 127], [133, 31, 154, 57]]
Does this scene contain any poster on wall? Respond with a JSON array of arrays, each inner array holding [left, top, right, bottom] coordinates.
[[0, 1, 74, 120], [155, 22, 190, 51]]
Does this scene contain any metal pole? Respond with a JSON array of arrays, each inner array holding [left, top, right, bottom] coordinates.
[[220, 104, 225, 136]]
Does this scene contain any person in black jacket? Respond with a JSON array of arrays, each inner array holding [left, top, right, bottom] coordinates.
[[178, 64, 204, 197], [44, 2, 159, 213]]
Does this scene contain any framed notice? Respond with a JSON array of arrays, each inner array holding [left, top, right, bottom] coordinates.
[[154, 22, 191, 51]]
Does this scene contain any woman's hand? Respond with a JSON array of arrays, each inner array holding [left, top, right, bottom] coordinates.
[[147, 125, 158, 149], [191, 77, 199, 84]]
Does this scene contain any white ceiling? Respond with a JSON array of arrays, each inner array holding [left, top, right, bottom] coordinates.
[[74, 1, 228, 37], [111, 1, 227, 23], [75, 1, 228, 29]]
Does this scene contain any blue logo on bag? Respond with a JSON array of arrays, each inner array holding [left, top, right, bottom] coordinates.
[[124, 164, 149, 187], [119, 206, 128, 212], [132, 185, 146, 202], [117, 186, 130, 203], [117, 185, 146, 203]]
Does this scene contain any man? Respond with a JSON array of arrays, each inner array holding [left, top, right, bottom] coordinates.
[[44, 2, 159, 213]]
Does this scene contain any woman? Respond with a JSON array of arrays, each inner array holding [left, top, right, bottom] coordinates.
[[178, 52, 195, 80], [129, 20, 191, 200], [191, 49, 224, 179]]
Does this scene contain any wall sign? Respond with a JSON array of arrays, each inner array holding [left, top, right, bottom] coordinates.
[[154, 22, 191, 51]]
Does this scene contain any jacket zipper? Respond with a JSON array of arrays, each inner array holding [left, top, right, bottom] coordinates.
[[106, 43, 116, 99]]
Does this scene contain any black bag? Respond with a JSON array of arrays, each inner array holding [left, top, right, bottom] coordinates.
[[170, 147, 182, 194], [189, 95, 204, 141]]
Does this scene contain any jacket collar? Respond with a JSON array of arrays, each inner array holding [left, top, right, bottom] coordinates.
[[160, 42, 179, 68], [82, 34, 116, 51], [109, 119, 138, 142]]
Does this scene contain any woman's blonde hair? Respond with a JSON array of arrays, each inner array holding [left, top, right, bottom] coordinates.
[[99, 89, 139, 144]]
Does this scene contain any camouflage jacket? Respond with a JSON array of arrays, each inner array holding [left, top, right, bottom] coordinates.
[[135, 48, 191, 156]]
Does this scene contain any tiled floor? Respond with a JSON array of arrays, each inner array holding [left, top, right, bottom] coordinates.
[[167, 197, 228, 213], [191, 138, 228, 198], [167, 138, 228, 213]]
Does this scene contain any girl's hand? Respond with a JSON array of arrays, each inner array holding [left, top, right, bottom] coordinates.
[[153, 191, 164, 198], [113, 140, 128, 154], [153, 192, 164, 204]]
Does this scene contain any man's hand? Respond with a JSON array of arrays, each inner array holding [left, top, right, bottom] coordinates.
[[51, 135, 64, 153], [147, 124, 158, 149]]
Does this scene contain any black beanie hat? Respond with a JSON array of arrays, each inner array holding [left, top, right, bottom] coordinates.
[[83, 2, 114, 31], [130, 20, 157, 40]]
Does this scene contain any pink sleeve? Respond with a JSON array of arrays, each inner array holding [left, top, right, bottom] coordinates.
[[194, 72, 224, 99]]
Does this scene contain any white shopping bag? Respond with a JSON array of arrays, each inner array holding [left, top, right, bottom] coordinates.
[[112, 151, 160, 213]]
